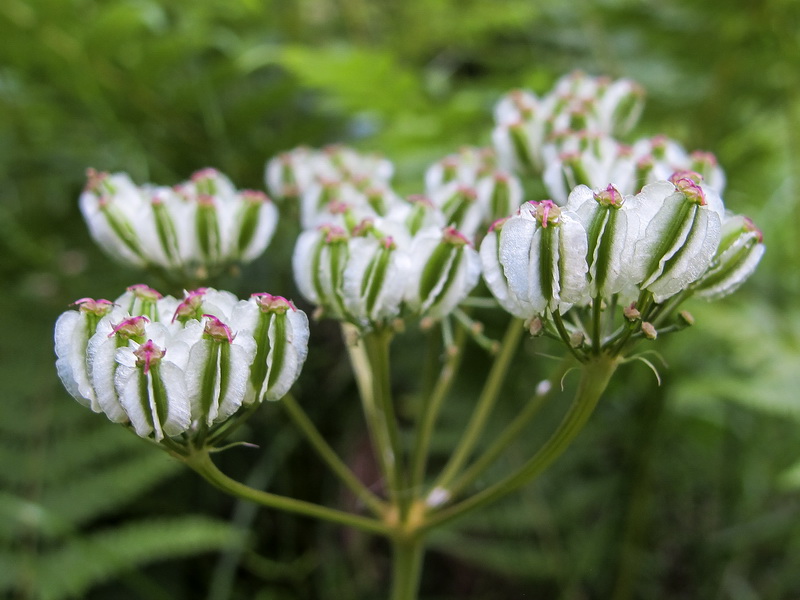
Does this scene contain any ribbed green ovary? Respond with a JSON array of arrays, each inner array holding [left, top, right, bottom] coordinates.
[[153, 202, 181, 267], [101, 202, 144, 259], [419, 245, 462, 311], [196, 203, 221, 265], [236, 202, 261, 257], [361, 246, 393, 320], [537, 226, 554, 309], [198, 340, 229, 424], [266, 315, 286, 392], [641, 199, 694, 287]]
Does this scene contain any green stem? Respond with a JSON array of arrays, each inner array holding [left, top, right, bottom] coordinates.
[[363, 327, 406, 511], [389, 536, 426, 600], [343, 324, 394, 501], [421, 354, 619, 532], [281, 393, 387, 517], [441, 356, 574, 503], [185, 450, 390, 537], [410, 326, 467, 491], [431, 319, 524, 495]]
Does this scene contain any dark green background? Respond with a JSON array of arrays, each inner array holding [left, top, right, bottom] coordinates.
[[2, 0, 799, 598]]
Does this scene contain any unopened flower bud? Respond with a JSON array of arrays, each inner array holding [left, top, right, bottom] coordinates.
[[641, 322, 658, 340], [623, 303, 641, 321]]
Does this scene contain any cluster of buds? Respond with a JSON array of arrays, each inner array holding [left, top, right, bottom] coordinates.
[[80, 168, 278, 281], [54, 285, 308, 445], [423, 147, 525, 240], [482, 175, 764, 356], [264, 145, 397, 228], [493, 71, 645, 174], [492, 72, 725, 206], [293, 218, 480, 330]]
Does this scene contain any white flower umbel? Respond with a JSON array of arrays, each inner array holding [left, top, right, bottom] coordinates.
[[498, 200, 589, 315], [79, 168, 278, 282], [632, 175, 724, 303], [692, 215, 765, 300], [54, 286, 309, 444]]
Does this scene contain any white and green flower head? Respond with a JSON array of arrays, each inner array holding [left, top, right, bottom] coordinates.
[[497, 199, 590, 316], [54, 286, 309, 446], [80, 168, 279, 283], [293, 217, 414, 330]]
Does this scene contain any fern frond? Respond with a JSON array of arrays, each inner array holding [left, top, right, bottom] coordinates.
[[27, 516, 246, 600]]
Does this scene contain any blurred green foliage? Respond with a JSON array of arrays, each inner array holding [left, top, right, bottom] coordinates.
[[2, 0, 799, 598]]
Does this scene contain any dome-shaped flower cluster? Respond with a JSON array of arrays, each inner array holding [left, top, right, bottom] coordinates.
[[80, 168, 278, 281], [55, 285, 308, 443], [481, 175, 764, 354], [492, 72, 725, 204], [266, 146, 484, 330]]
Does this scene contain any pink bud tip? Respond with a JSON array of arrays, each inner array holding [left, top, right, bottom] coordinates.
[[407, 194, 433, 207], [191, 168, 220, 182], [442, 226, 471, 247], [531, 200, 561, 228], [593, 184, 624, 208], [172, 288, 209, 322], [127, 284, 163, 300], [72, 298, 114, 315], [133, 339, 165, 374], [672, 176, 706, 205], [241, 190, 269, 203], [109, 316, 149, 339], [252, 293, 297, 314], [202, 315, 235, 343], [743, 217, 764, 243], [488, 217, 509, 233]]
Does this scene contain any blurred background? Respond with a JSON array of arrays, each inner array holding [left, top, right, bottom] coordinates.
[[2, 0, 799, 598]]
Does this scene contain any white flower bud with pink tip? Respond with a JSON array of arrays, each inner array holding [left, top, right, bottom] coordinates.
[[404, 226, 481, 320], [632, 176, 723, 302], [498, 200, 589, 315], [565, 184, 641, 300]]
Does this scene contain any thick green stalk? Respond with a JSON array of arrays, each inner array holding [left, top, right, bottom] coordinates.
[[421, 353, 619, 532], [409, 326, 467, 490], [389, 536, 426, 600], [431, 319, 524, 494], [281, 393, 387, 517], [442, 356, 575, 502], [185, 450, 390, 536]]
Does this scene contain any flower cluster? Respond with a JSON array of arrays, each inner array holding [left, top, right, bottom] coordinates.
[[55, 285, 308, 443], [80, 168, 278, 281], [482, 177, 764, 353], [492, 72, 725, 204], [267, 146, 484, 330]]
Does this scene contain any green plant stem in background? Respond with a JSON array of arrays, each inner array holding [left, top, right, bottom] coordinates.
[[185, 450, 391, 537], [444, 356, 575, 501], [422, 353, 619, 532], [431, 319, 524, 494], [281, 393, 387, 517], [410, 326, 468, 490]]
